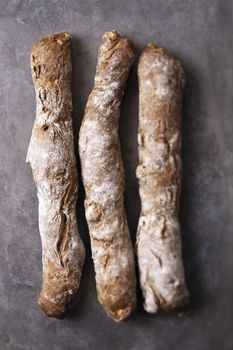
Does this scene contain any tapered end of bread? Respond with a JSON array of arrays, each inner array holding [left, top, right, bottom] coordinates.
[[143, 289, 189, 314], [100, 30, 134, 56], [31, 32, 71, 83], [33, 32, 70, 47], [97, 291, 136, 322], [103, 304, 135, 322], [102, 30, 120, 43], [38, 296, 67, 319], [38, 260, 84, 319], [139, 42, 185, 90], [38, 285, 75, 319], [95, 30, 135, 86], [96, 267, 137, 322]]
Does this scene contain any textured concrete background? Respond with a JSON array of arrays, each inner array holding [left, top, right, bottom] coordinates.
[[0, 0, 233, 349]]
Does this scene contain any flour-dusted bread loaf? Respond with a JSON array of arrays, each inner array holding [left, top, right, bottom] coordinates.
[[26, 32, 85, 318], [136, 44, 189, 313], [79, 31, 137, 321]]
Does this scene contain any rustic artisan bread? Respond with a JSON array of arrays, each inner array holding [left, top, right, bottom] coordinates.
[[26, 32, 85, 318], [136, 43, 189, 313], [79, 30, 137, 321]]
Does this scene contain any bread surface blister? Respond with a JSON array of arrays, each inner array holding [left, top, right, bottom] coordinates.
[[26, 32, 85, 318], [136, 43, 189, 313], [79, 30, 137, 322]]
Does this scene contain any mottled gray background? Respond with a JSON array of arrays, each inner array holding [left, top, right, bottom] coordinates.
[[0, 0, 232, 349]]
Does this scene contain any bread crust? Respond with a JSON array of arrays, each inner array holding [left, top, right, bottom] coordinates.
[[79, 31, 137, 321], [136, 44, 189, 313], [26, 32, 85, 318]]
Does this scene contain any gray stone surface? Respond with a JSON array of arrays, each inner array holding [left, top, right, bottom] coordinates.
[[0, 0, 232, 349]]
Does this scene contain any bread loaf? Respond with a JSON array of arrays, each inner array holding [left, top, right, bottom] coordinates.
[[26, 32, 85, 318], [136, 43, 189, 313], [79, 31, 137, 321]]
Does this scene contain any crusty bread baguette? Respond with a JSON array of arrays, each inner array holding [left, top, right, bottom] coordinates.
[[26, 32, 85, 318], [79, 31, 137, 321], [136, 43, 189, 313]]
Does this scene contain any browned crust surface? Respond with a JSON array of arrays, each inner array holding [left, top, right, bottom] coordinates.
[[79, 31, 137, 321], [26, 32, 85, 318], [136, 43, 189, 313]]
